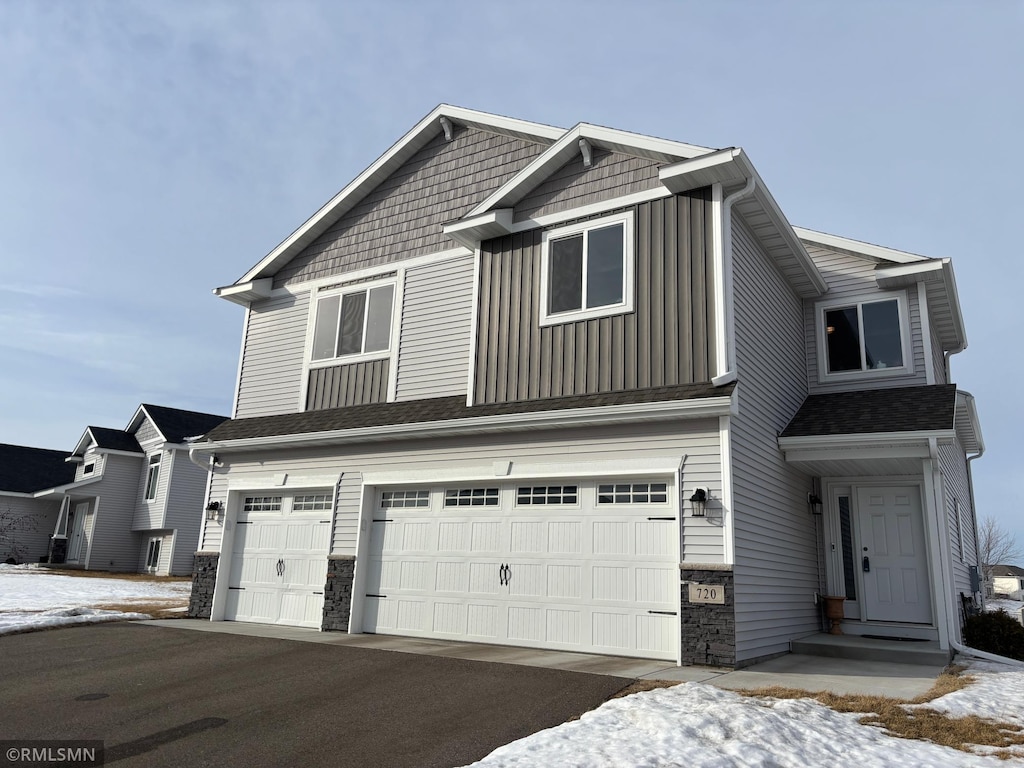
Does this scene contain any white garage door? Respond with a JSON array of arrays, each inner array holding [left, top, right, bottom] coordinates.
[[225, 494, 333, 628], [363, 481, 679, 660]]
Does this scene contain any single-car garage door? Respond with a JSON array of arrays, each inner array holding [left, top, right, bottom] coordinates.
[[363, 481, 679, 660], [225, 493, 333, 627]]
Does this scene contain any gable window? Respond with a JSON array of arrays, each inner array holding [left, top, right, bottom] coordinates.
[[311, 281, 396, 363], [540, 212, 634, 326], [82, 462, 95, 476], [819, 294, 910, 379], [144, 454, 161, 501]]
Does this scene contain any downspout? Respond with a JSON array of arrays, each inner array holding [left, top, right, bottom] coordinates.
[[929, 439, 1023, 666], [711, 176, 756, 387]]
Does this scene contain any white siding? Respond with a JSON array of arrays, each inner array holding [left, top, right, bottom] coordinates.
[[395, 254, 474, 401], [803, 244, 929, 394], [234, 291, 309, 418], [201, 420, 723, 563], [0, 495, 61, 563], [86, 454, 145, 572], [731, 219, 818, 663], [932, 325, 947, 385], [939, 439, 978, 604]]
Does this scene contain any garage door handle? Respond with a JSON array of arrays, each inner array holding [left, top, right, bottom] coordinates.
[[276, 558, 285, 576], [499, 563, 511, 586]]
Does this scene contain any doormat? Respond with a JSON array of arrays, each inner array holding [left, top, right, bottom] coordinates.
[[861, 634, 929, 642]]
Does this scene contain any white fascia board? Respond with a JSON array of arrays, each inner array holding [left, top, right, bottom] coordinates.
[[235, 105, 564, 286], [779, 429, 955, 453], [442, 209, 514, 249], [876, 259, 966, 350], [794, 227, 931, 264], [362, 456, 683, 486], [213, 279, 274, 307], [955, 389, 985, 456], [195, 394, 735, 454], [32, 475, 103, 498], [71, 429, 96, 458], [658, 148, 746, 193], [94, 448, 146, 459], [125, 405, 169, 443], [0, 489, 35, 498], [226, 472, 342, 492]]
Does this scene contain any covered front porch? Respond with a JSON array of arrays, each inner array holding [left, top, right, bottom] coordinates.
[[39, 482, 101, 567]]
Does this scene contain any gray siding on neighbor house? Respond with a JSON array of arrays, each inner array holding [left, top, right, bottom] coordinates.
[[939, 439, 979, 611], [804, 244, 928, 393], [395, 255, 474, 401], [132, 449, 171, 531], [513, 149, 663, 222], [730, 217, 818, 663], [133, 417, 161, 446], [235, 291, 309, 419], [200, 420, 724, 563], [0, 495, 61, 563], [475, 192, 715, 404], [274, 127, 549, 288], [136, 529, 174, 574], [306, 359, 390, 410], [75, 452, 104, 482], [163, 449, 209, 575], [86, 453, 146, 572]]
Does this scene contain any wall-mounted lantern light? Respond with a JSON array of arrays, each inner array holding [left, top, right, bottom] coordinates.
[[205, 500, 222, 521], [689, 488, 707, 517], [807, 493, 823, 515]]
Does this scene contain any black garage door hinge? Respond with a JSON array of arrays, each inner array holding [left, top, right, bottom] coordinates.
[[648, 610, 677, 616]]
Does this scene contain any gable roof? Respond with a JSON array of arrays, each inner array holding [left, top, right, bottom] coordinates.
[[991, 565, 1024, 578], [128, 404, 228, 444], [780, 385, 957, 438], [72, 427, 143, 457], [0, 443, 77, 494], [220, 105, 565, 299]]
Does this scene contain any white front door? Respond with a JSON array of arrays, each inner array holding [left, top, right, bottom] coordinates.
[[225, 494, 333, 628], [363, 481, 679, 661], [856, 486, 932, 624], [67, 502, 89, 562]]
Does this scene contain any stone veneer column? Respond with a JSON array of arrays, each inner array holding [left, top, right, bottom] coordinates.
[[187, 552, 220, 619], [679, 564, 735, 667], [321, 555, 355, 631]]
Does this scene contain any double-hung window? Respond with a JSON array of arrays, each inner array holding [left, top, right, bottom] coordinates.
[[819, 294, 911, 379], [311, 280, 396, 363], [144, 454, 161, 501], [540, 211, 634, 326]]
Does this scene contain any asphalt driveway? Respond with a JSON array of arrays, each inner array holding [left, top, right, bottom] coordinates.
[[0, 623, 628, 767]]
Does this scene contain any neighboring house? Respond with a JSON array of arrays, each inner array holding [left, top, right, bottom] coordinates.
[[186, 105, 984, 668], [990, 565, 1024, 599], [41, 404, 227, 576], [0, 444, 77, 563]]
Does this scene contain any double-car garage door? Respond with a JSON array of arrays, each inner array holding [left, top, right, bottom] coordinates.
[[363, 480, 680, 661]]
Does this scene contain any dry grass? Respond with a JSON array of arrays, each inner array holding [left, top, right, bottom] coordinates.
[[610, 666, 1024, 759], [91, 600, 188, 618], [36, 566, 191, 583]]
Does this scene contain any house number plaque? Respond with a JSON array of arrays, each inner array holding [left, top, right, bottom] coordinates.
[[688, 583, 725, 604]]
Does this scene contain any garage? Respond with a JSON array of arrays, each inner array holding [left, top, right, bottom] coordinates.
[[224, 493, 333, 627], [362, 480, 680, 660]]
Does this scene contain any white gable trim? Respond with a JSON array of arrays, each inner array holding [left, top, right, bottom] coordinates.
[[794, 227, 931, 264]]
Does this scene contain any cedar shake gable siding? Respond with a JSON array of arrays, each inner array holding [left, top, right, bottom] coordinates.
[[780, 384, 957, 437], [203, 382, 733, 443], [273, 125, 550, 288], [475, 190, 715, 404]]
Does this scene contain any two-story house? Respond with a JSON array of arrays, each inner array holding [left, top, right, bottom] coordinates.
[[186, 106, 983, 668], [41, 404, 228, 576]]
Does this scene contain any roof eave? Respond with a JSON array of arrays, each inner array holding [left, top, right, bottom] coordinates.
[[213, 278, 274, 306], [876, 259, 967, 350]]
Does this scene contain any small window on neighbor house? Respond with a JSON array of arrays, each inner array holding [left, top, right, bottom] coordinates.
[[540, 212, 633, 326], [144, 454, 161, 501], [82, 462, 95, 476], [146, 538, 161, 569], [823, 297, 906, 375], [311, 282, 396, 362]]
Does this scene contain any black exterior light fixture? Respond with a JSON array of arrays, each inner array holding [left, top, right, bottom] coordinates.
[[205, 500, 222, 521], [807, 493, 824, 515], [689, 488, 707, 517]]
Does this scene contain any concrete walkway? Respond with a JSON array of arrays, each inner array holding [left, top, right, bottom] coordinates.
[[145, 619, 947, 698]]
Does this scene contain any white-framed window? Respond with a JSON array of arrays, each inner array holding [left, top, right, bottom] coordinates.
[[539, 211, 634, 326], [310, 279, 397, 364], [597, 482, 668, 504], [144, 454, 161, 501], [293, 494, 332, 512], [516, 485, 579, 506], [380, 490, 430, 509], [145, 538, 161, 570], [444, 488, 500, 507], [243, 496, 283, 512], [817, 292, 912, 381]]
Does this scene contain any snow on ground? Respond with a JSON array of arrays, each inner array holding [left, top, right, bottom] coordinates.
[[986, 597, 1024, 616], [463, 659, 1024, 767], [0, 563, 191, 636]]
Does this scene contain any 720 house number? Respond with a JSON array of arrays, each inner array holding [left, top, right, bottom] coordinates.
[[689, 583, 725, 605]]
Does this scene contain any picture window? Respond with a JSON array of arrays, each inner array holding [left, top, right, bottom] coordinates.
[[311, 282, 396, 362]]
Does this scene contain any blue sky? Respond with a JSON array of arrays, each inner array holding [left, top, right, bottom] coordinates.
[[1, 2, 1021, 542]]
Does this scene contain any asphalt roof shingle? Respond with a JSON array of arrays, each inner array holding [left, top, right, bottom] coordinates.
[[141, 404, 228, 443], [87, 427, 143, 453], [0, 443, 77, 494], [780, 384, 957, 438]]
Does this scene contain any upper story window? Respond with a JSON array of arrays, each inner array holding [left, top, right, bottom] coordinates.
[[310, 280, 396, 364], [539, 212, 634, 326], [144, 454, 161, 501], [82, 462, 95, 476], [818, 293, 911, 381]]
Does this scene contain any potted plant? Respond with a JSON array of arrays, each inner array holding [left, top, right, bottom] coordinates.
[[822, 595, 846, 635]]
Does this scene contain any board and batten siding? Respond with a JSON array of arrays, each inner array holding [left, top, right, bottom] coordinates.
[[201, 420, 724, 563], [395, 254, 474, 401], [275, 127, 549, 288], [306, 359, 390, 410], [730, 217, 818, 663], [234, 291, 309, 419], [0, 496, 61, 563], [474, 192, 715, 404], [513, 149, 663, 223], [803, 244, 928, 394], [939, 439, 979, 605], [86, 454, 146, 572]]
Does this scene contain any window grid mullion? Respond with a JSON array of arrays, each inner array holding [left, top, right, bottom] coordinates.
[[856, 304, 867, 371], [360, 289, 372, 355]]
